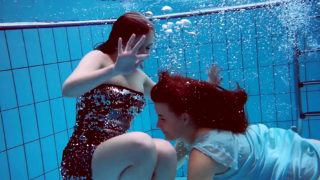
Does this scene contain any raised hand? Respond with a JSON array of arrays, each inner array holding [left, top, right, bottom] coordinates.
[[114, 34, 150, 75], [207, 63, 223, 85]]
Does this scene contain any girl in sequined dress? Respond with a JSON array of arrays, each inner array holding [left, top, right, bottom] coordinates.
[[60, 12, 177, 180], [151, 70, 320, 180]]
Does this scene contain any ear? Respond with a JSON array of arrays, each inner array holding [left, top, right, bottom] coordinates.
[[181, 113, 192, 125]]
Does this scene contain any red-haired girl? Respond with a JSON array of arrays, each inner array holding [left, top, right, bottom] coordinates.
[[151, 69, 320, 180], [61, 12, 177, 180]]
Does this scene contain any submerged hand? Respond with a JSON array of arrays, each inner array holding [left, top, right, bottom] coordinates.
[[207, 62, 223, 85], [114, 34, 150, 75]]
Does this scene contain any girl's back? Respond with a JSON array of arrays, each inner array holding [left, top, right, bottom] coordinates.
[[192, 124, 320, 180]]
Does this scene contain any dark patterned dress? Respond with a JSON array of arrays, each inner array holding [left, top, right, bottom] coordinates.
[[60, 84, 146, 180]]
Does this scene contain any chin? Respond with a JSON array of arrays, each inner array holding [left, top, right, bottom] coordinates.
[[165, 137, 174, 141], [164, 134, 177, 141]]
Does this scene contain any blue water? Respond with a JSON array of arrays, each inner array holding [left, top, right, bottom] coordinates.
[[0, 0, 319, 179], [0, 0, 299, 23]]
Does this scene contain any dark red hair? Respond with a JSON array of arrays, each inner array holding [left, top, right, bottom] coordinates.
[[96, 12, 154, 54], [151, 71, 248, 133]]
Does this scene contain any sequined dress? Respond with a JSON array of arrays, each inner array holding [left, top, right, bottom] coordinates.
[[60, 84, 146, 180]]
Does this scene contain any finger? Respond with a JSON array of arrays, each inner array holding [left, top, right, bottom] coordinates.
[[212, 62, 218, 68], [135, 59, 145, 67], [207, 65, 212, 74], [132, 35, 146, 54], [217, 67, 223, 74], [118, 37, 123, 55], [125, 34, 136, 51], [136, 53, 150, 60], [207, 67, 216, 76]]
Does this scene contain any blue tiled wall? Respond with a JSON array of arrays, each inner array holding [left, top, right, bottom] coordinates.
[[0, 1, 319, 179]]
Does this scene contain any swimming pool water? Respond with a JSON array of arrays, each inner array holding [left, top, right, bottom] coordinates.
[[0, 0, 319, 179]]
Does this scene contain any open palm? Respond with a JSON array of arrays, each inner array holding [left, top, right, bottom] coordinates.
[[114, 34, 150, 75], [208, 63, 223, 85]]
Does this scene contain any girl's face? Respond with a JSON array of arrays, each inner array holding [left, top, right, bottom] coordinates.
[[154, 102, 186, 140], [135, 31, 154, 55]]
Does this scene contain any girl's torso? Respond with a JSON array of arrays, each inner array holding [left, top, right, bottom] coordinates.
[[192, 124, 320, 180], [60, 51, 148, 179], [61, 83, 146, 179]]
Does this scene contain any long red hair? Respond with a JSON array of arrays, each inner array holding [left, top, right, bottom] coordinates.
[[151, 71, 248, 133], [96, 12, 154, 54]]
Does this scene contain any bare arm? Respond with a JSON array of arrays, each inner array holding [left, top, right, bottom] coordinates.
[[62, 34, 149, 97], [142, 73, 156, 99], [62, 50, 120, 97], [187, 149, 217, 180]]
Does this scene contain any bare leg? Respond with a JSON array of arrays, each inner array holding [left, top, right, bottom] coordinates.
[[91, 132, 157, 180], [152, 139, 177, 180], [309, 139, 320, 146]]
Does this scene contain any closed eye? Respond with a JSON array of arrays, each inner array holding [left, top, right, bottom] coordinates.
[[158, 114, 165, 121]]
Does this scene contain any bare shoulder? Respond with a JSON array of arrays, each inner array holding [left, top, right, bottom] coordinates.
[[84, 50, 111, 62], [136, 69, 147, 76], [75, 50, 113, 71]]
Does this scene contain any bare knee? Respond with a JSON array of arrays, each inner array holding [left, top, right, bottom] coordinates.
[[126, 132, 158, 163], [152, 139, 177, 180], [91, 132, 158, 180], [154, 139, 177, 165]]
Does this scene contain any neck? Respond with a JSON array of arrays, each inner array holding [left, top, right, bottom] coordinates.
[[184, 126, 213, 145], [108, 51, 118, 63]]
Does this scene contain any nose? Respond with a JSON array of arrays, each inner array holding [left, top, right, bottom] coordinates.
[[156, 120, 161, 129], [139, 47, 151, 55], [138, 47, 146, 54]]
